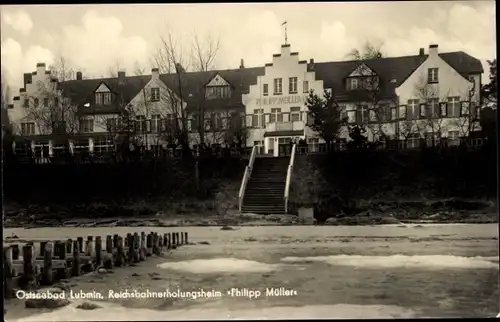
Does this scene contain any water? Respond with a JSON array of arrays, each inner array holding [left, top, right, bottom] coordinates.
[[4, 224, 499, 320]]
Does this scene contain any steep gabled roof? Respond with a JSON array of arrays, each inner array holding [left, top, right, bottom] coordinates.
[[58, 51, 482, 111], [313, 51, 483, 101], [60, 75, 150, 111]]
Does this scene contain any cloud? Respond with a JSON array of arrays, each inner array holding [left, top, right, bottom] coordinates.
[[2, 10, 33, 36], [59, 11, 149, 77], [1, 38, 54, 90]]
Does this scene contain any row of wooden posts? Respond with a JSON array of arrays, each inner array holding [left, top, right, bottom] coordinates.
[[3, 231, 188, 299]]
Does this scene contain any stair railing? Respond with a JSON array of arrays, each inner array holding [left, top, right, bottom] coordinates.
[[284, 143, 296, 214], [238, 145, 257, 213]]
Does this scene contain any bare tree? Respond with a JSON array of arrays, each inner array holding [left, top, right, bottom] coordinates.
[[153, 31, 190, 157], [24, 56, 79, 136], [190, 32, 220, 150], [451, 89, 480, 139], [344, 47, 396, 146], [152, 29, 220, 157], [347, 41, 384, 60], [410, 76, 447, 147]]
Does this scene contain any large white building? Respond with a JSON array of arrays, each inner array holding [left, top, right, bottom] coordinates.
[[6, 43, 484, 157]]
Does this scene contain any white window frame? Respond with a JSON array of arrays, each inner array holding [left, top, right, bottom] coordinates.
[[350, 78, 359, 90], [273, 78, 283, 95], [289, 77, 298, 94], [252, 109, 264, 128], [428, 68, 439, 83], [448, 97, 460, 117], [290, 106, 301, 122], [407, 99, 419, 120], [270, 108, 282, 123], [151, 88, 160, 102]]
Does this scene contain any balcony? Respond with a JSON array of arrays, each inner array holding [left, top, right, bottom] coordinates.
[[265, 121, 305, 133]]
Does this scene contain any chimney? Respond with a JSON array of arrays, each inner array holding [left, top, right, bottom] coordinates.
[[36, 62, 46, 75], [419, 48, 425, 56], [309, 58, 315, 71], [118, 71, 125, 84], [240, 59, 245, 69], [76, 72, 82, 80], [152, 68, 159, 79], [23, 73, 32, 86], [429, 44, 438, 56]]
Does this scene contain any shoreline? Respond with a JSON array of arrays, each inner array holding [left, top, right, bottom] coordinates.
[[4, 213, 498, 230]]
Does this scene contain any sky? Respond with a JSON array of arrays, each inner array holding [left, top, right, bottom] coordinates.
[[1, 2, 496, 94]]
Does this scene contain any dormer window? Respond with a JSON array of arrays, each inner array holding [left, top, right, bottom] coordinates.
[[205, 85, 231, 100], [151, 88, 160, 102], [349, 78, 359, 90], [95, 92, 112, 105]]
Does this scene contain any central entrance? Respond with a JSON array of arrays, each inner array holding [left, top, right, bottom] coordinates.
[[266, 136, 302, 157], [264, 129, 305, 157]]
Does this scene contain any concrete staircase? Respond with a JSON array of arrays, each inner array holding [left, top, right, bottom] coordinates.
[[241, 156, 290, 215]]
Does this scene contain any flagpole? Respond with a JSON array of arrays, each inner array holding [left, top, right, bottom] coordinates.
[[282, 21, 288, 45]]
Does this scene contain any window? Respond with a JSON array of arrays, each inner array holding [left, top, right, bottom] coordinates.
[[93, 136, 114, 153], [95, 92, 112, 105], [339, 104, 348, 121], [427, 98, 439, 118], [54, 97, 59, 108], [419, 104, 427, 118], [377, 105, 392, 122], [106, 118, 119, 132], [151, 88, 160, 102], [135, 115, 147, 133], [391, 107, 397, 121], [43, 98, 49, 108], [461, 102, 470, 116], [24, 99, 29, 108], [252, 109, 265, 128], [273, 78, 282, 95], [447, 97, 460, 117], [263, 84, 269, 96], [79, 119, 94, 133], [407, 99, 419, 120], [208, 112, 222, 130], [347, 110, 356, 123], [151, 115, 161, 133], [357, 105, 369, 123], [34, 98, 39, 107], [290, 107, 301, 122], [21, 122, 35, 135], [303, 81, 309, 93], [349, 78, 359, 90], [165, 114, 176, 132], [270, 108, 283, 123], [428, 68, 439, 83], [289, 77, 298, 94], [399, 105, 407, 119], [205, 86, 231, 99]]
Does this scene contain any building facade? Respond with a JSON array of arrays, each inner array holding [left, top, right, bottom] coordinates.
[[6, 43, 484, 157]]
